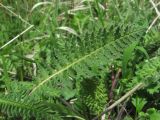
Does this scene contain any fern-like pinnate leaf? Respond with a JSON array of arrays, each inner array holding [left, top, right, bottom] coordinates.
[[0, 95, 58, 120], [127, 56, 160, 94], [79, 78, 107, 115], [29, 27, 146, 98]]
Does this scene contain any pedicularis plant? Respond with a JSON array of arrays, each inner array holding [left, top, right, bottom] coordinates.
[[0, 0, 160, 120]]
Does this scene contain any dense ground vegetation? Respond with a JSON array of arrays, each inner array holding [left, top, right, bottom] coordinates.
[[0, 0, 160, 120]]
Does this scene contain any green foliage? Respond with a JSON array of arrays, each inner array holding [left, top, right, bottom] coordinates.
[[29, 26, 145, 98], [0, 0, 160, 119], [132, 97, 147, 115], [79, 78, 108, 115], [126, 56, 160, 94], [0, 94, 58, 120], [139, 108, 160, 120], [122, 42, 138, 77]]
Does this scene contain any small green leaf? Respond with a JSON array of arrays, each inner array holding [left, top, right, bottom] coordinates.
[[122, 42, 138, 77], [135, 46, 149, 59], [132, 97, 147, 114], [147, 108, 160, 120]]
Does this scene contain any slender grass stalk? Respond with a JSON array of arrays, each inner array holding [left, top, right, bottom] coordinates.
[[0, 25, 34, 50]]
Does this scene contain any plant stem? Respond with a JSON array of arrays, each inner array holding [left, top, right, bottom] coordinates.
[[92, 83, 144, 120]]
